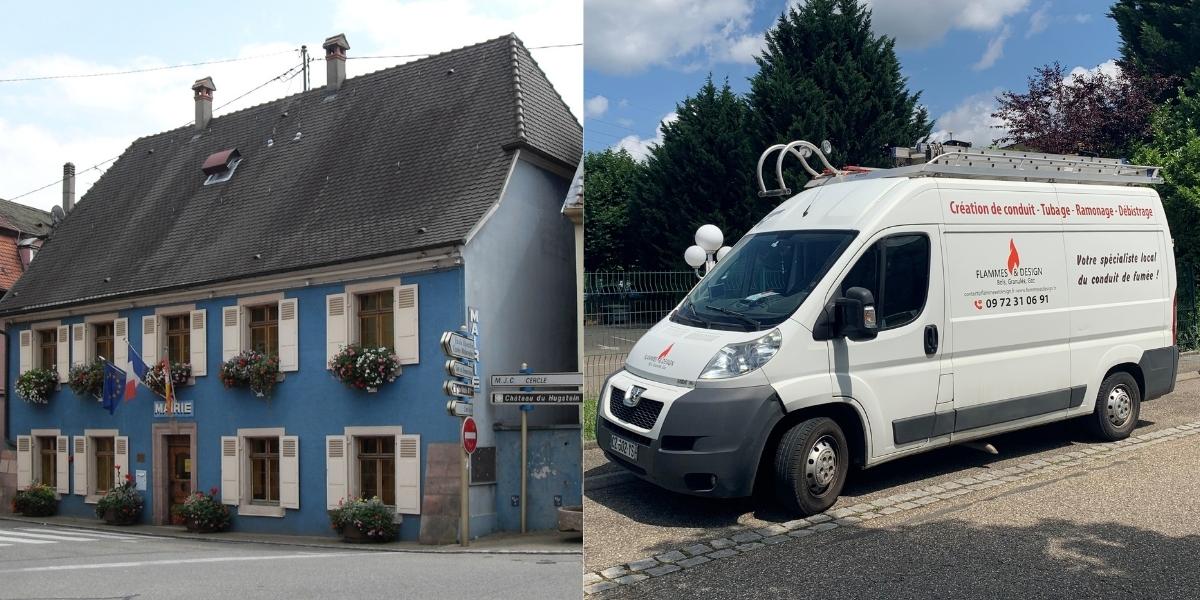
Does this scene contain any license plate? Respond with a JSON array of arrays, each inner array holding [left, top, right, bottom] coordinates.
[[609, 434, 639, 462]]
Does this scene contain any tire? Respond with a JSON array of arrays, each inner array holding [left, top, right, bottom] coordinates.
[[774, 417, 849, 515], [1087, 371, 1141, 441]]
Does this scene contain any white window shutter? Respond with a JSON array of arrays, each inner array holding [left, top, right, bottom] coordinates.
[[113, 319, 129, 370], [71, 324, 87, 367], [115, 436, 130, 482], [56, 325, 70, 382], [326, 435, 348, 509], [280, 435, 300, 509], [326, 294, 348, 369], [142, 316, 158, 366], [73, 436, 89, 496], [15, 435, 32, 490], [394, 285, 419, 365], [221, 306, 241, 361], [395, 434, 421, 515], [279, 298, 299, 372], [190, 309, 207, 376], [220, 436, 239, 505], [18, 330, 32, 375], [56, 436, 70, 495]]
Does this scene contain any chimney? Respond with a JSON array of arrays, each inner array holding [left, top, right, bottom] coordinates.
[[62, 162, 75, 213], [192, 76, 216, 131], [323, 33, 350, 91]]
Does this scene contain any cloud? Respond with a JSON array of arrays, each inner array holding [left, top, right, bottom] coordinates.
[[613, 112, 678, 160], [973, 25, 1011, 71], [585, 95, 609, 118], [864, 0, 1028, 48], [1027, 2, 1050, 37], [929, 89, 1007, 148], [1069, 59, 1120, 80], [584, 0, 758, 74]]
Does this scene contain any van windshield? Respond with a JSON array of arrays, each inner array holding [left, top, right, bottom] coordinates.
[[673, 230, 856, 331]]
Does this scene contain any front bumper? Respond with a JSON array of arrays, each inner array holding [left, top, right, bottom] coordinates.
[[596, 372, 784, 497]]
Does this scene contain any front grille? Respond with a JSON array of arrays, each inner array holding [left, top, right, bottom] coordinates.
[[608, 386, 664, 430]]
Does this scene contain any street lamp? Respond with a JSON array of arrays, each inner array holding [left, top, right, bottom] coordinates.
[[684, 224, 732, 279]]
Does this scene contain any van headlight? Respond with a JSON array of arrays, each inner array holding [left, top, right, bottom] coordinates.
[[699, 329, 782, 379]]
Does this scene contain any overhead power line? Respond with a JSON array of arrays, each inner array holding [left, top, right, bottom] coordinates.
[[0, 49, 298, 84]]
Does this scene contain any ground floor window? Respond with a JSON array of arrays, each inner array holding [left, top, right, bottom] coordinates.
[[357, 436, 395, 506], [249, 437, 280, 505], [94, 437, 115, 492], [37, 436, 56, 487]]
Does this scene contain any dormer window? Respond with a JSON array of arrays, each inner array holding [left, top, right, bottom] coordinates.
[[203, 148, 242, 185]]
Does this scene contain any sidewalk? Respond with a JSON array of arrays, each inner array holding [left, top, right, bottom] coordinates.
[[0, 513, 581, 555]]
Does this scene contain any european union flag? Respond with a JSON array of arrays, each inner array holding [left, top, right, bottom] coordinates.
[[102, 361, 126, 416]]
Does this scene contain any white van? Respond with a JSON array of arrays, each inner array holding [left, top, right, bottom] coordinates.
[[596, 142, 1179, 515]]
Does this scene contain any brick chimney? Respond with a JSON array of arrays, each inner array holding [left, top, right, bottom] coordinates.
[[323, 34, 350, 91], [192, 76, 216, 131], [62, 162, 75, 213]]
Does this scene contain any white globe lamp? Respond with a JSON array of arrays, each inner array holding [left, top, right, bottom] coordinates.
[[684, 245, 707, 269], [716, 246, 732, 262], [695, 224, 724, 252]]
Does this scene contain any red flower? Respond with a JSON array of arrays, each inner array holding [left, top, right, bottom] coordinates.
[[210, 486, 219, 496]]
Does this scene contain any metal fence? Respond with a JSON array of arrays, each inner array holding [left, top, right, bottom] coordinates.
[[584, 271, 696, 395]]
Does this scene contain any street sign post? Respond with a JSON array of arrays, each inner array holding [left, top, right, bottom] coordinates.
[[445, 359, 474, 379], [490, 391, 584, 405], [440, 331, 476, 361], [490, 372, 583, 387], [446, 399, 474, 417], [462, 417, 478, 455], [443, 380, 475, 398]]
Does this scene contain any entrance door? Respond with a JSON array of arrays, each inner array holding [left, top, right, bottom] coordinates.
[[166, 435, 192, 523]]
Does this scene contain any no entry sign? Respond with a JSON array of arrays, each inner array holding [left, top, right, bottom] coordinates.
[[462, 417, 478, 455]]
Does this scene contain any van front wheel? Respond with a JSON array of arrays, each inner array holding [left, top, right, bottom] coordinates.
[[774, 417, 849, 515], [1088, 372, 1141, 441]]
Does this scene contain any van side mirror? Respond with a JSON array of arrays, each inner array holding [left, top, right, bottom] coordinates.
[[836, 287, 878, 341]]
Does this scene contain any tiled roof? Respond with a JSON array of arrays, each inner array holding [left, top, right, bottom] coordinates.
[[0, 34, 581, 316], [0, 235, 24, 292], [0, 198, 52, 237]]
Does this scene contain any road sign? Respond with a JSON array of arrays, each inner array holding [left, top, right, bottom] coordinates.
[[462, 417, 478, 454], [443, 380, 475, 398], [441, 331, 476, 360], [446, 399, 474, 417], [491, 391, 584, 405], [445, 359, 474, 379], [490, 372, 583, 387]]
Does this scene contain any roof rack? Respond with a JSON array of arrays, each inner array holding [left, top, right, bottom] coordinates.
[[756, 140, 1163, 196]]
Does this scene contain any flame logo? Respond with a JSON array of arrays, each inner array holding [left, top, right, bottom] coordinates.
[[1007, 239, 1020, 273], [658, 344, 674, 360]]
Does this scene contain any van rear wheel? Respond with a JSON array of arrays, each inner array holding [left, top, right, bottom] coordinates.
[[774, 417, 849, 515], [1087, 372, 1141, 441]]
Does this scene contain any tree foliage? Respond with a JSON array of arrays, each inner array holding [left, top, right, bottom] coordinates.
[[1133, 79, 1200, 269], [993, 62, 1157, 156], [1110, 0, 1200, 87], [583, 148, 640, 271]]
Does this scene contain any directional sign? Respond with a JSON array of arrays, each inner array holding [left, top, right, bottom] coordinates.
[[445, 359, 474, 379], [441, 331, 476, 360], [490, 372, 584, 388], [462, 417, 478, 455], [491, 391, 584, 405], [446, 399, 474, 418], [443, 380, 475, 398]]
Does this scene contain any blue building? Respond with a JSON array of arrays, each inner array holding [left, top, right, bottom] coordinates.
[[0, 33, 582, 541]]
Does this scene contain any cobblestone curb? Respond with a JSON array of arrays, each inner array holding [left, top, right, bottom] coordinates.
[[583, 420, 1200, 595]]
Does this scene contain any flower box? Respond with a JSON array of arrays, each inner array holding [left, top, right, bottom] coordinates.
[[328, 345, 401, 393], [220, 350, 281, 398], [16, 368, 58, 404]]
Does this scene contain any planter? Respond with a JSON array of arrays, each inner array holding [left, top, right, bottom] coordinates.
[[186, 519, 225, 534], [18, 503, 57, 518], [341, 526, 391, 544], [103, 508, 139, 526]]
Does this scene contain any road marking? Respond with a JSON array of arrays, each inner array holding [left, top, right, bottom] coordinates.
[[0, 552, 369, 573], [26, 528, 155, 540], [614, 337, 638, 343], [0, 535, 56, 544], [0, 531, 98, 542]]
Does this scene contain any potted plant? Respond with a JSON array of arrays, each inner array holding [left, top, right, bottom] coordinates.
[[95, 468, 143, 525], [176, 487, 231, 533], [328, 345, 401, 393], [12, 482, 57, 517], [68, 359, 105, 399], [16, 367, 58, 404], [328, 497, 397, 542], [144, 361, 192, 396], [220, 350, 281, 398]]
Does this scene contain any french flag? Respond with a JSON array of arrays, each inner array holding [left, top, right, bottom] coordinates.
[[124, 341, 149, 401]]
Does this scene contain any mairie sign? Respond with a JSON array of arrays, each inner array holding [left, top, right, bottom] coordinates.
[[153, 399, 194, 418]]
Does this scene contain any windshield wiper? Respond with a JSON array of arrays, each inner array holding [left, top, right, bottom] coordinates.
[[704, 304, 761, 329], [681, 301, 710, 327]]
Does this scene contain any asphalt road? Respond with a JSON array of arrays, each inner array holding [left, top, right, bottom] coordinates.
[[586, 376, 1200, 598], [0, 522, 579, 599]]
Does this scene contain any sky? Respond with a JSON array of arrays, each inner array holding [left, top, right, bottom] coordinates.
[[0, 0, 582, 212], [583, 0, 1122, 160]]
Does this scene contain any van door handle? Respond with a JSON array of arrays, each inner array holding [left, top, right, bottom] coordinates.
[[924, 324, 939, 356]]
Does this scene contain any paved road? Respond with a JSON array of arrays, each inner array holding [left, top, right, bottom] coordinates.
[[585, 376, 1200, 598], [0, 522, 579, 599]]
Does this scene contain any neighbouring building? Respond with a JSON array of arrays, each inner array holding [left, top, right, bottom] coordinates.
[[0, 33, 582, 541]]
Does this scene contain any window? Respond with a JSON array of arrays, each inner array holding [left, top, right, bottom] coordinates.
[[94, 437, 115, 492], [94, 322, 114, 362], [358, 291, 394, 350], [840, 234, 931, 330], [38, 329, 56, 369], [248, 437, 280, 505], [248, 305, 279, 356], [165, 315, 191, 365], [357, 436, 395, 505], [38, 437, 56, 487]]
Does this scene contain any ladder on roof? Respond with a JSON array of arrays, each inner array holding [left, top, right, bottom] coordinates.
[[756, 140, 1163, 196]]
